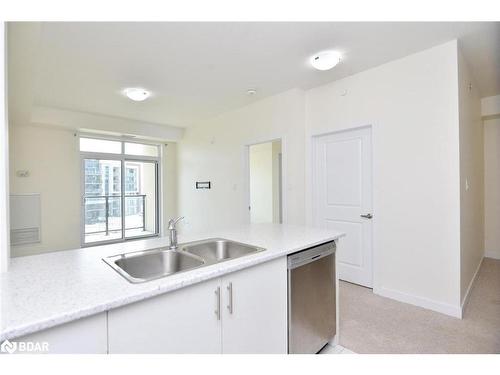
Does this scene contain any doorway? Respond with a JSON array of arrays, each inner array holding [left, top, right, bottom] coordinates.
[[312, 126, 373, 287], [248, 140, 283, 224]]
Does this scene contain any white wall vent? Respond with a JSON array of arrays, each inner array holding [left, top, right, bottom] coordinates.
[[9, 193, 41, 246], [11, 227, 41, 246]]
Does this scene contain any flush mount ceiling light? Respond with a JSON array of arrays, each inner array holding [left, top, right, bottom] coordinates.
[[246, 88, 257, 96], [310, 51, 342, 71], [123, 88, 151, 102]]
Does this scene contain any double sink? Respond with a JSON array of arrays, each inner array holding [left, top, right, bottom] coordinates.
[[103, 238, 265, 283]]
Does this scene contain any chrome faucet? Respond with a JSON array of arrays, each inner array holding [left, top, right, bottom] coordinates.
[[168, 216, 184, 250]]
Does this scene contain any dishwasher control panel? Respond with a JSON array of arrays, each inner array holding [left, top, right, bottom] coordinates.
[[287, 241, 336, 270]]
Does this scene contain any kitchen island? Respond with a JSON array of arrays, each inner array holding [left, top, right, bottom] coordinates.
[[0, 224, 344, 353]]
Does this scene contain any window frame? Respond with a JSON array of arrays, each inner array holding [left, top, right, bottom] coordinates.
[[79, 134, 161, 247]]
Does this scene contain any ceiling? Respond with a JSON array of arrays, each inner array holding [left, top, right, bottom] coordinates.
[[8, 22, 500, 128]]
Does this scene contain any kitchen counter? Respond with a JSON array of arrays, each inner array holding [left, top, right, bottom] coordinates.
[[0, 224, 344, 341]]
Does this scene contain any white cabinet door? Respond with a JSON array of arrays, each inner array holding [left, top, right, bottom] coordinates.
[[17, 313, 107, 354], [108, 278, 222, 353], [221, 257, 287, 353]]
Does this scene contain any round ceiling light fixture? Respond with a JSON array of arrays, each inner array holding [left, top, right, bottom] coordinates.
[[310, 51, 342, 71], [123, 88, 151, 102], [246, 88, 257, 96]]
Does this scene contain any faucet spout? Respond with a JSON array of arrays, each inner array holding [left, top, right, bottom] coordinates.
[[168, 216, 184, 250]]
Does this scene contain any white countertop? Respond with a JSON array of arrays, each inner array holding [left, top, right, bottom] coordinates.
[[0, 224, 344, 341]]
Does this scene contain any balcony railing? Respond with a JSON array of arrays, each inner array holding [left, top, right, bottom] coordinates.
[[84, 194, 146, 236]]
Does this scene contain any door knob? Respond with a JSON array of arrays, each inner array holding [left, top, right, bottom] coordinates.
[[360, 213, 373, 219]]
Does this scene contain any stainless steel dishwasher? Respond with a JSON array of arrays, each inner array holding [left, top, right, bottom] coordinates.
[[288, 241, 336, 354]]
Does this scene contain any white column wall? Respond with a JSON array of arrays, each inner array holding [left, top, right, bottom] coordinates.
[[0, 22, 10, 272]]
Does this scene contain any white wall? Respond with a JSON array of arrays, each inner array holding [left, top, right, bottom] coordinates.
[[162, 142, 178, 232], [31, 105, 185, 142], [9, 123, 178, 256], [177, 89, 305, 234], [457, 47, 484, 305], [0, 22, 10, 272], [481, 95, 500, 118], [305, 41, 462, 314], [249, 142, 274, 223], [9, 124, 81, 256], [484, 118, 500, 260]]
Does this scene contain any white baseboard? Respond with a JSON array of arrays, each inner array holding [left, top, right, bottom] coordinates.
[[328, 334, 338, 346], [461, 257, 483, 315], [373, 286, 462, 318], [484, 250, 500, 260]]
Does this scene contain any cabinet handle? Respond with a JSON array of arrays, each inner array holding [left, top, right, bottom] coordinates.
[[215, 287, 221, 320], [227, 282, 233, 314]]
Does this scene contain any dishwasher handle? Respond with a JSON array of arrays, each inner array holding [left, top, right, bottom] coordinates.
[[287, 242, 335, 270]]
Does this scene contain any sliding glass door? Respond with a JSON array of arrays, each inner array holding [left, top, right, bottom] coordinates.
[[124, 160, 158, 239], [83, 159, 123, 244], [80, 137, 160, 246]]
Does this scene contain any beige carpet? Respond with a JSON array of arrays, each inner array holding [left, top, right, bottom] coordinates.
[[339, 258, 500, 354]]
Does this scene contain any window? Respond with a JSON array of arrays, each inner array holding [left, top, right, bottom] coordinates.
[[80, 138, 121, 154], [80, 137, 160, 245], [112, 166, 121, 194], [125, 165, 139, 193], [124, 142, 159, 157]]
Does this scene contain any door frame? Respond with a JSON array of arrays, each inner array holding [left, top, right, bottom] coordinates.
[[243, 136, 287, 225], [309, 124, 375, 288]]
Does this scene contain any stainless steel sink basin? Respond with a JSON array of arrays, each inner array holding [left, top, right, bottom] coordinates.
[[103, 248, 205, 283], [104, 238, 265, 283], [181, 238, 265, 264]]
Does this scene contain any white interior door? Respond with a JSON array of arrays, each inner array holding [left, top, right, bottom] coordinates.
[[313, 127, 373, 287]]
